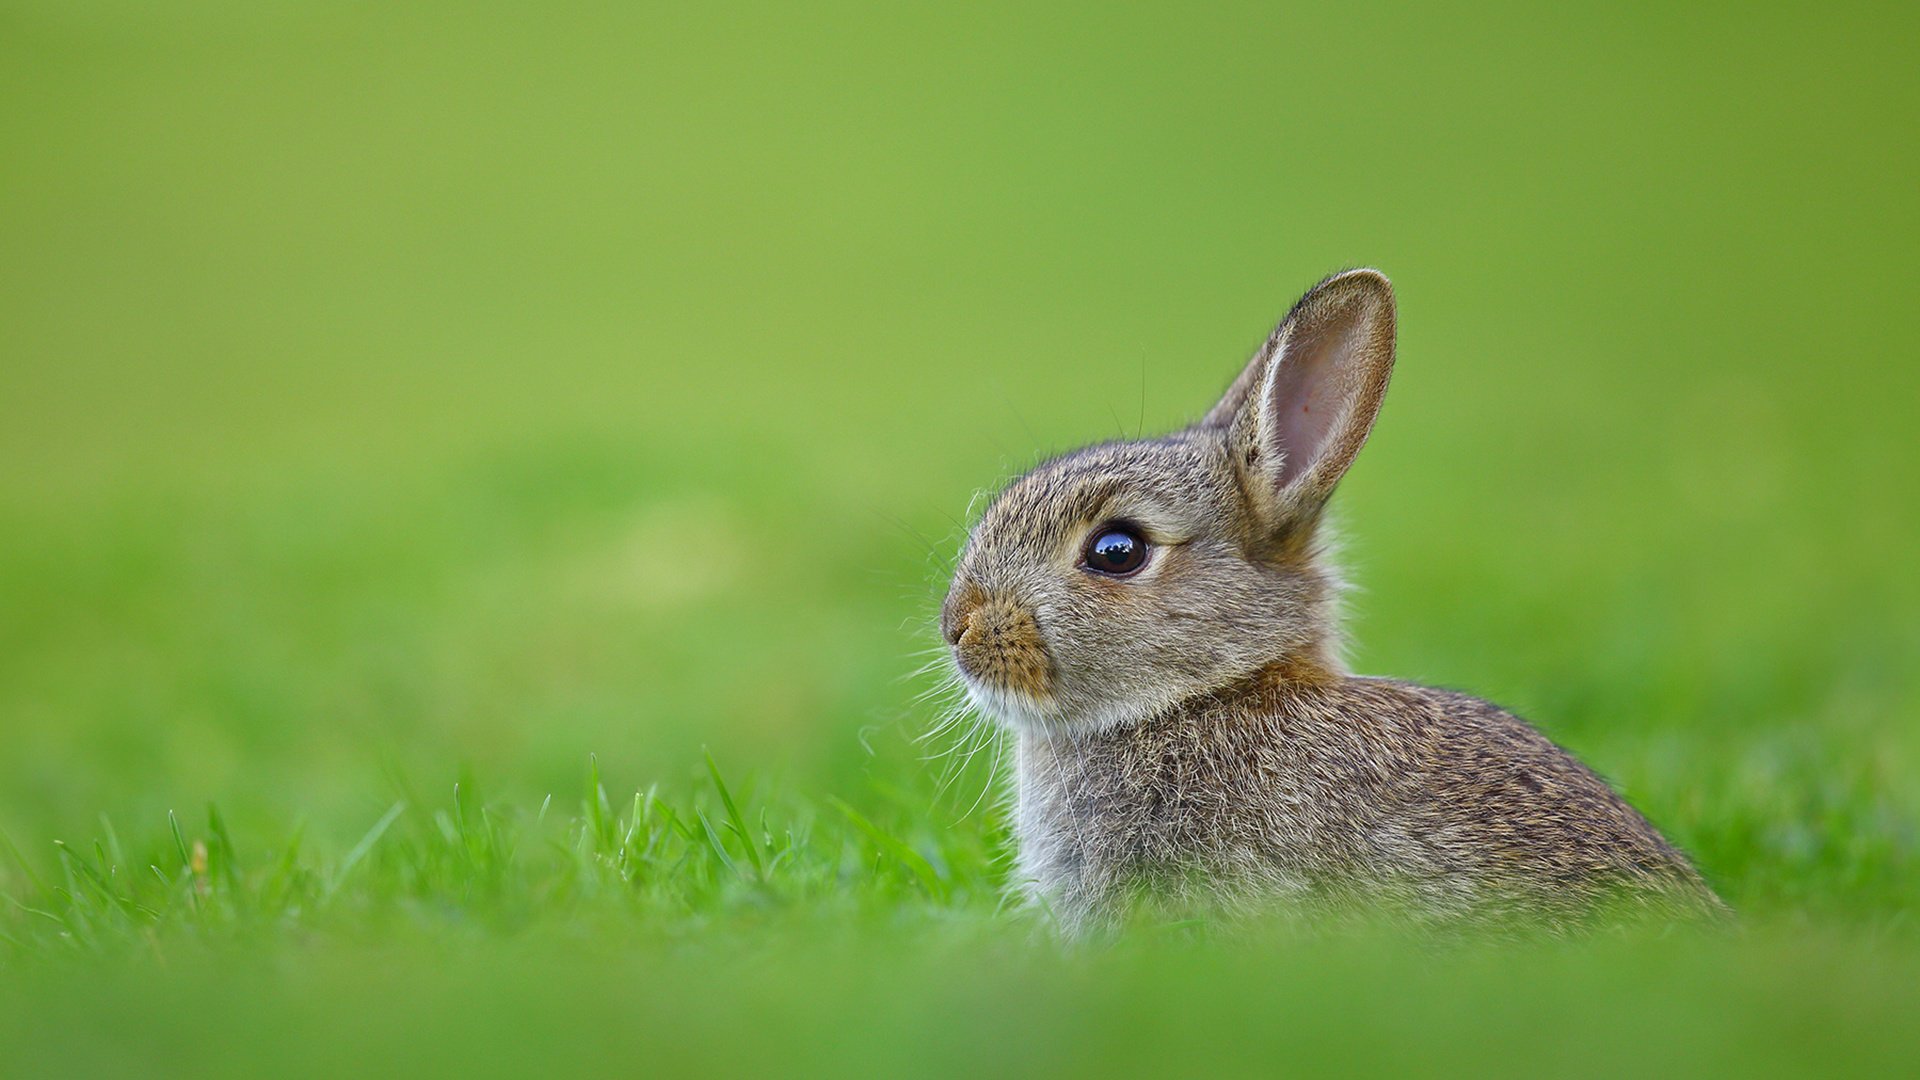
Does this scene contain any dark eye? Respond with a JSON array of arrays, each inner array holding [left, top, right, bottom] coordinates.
[[1082, 525, 1149, 576]]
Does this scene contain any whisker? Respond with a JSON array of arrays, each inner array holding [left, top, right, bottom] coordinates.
[[954, 722, 1007, 823], [929, 718, 986, 794], [933, 717, 995, 802]]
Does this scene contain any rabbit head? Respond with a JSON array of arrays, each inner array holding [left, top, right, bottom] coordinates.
[[941, 269, 1397, 735]]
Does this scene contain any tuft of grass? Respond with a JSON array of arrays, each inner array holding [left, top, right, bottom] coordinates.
[[0, 756, 1006, 957], [1, 764, 1917, 1080]]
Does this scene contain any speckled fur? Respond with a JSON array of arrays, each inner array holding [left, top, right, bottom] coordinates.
[[941, 270, 1724, 935]]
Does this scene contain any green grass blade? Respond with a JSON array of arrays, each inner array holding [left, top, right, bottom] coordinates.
[[704, 751, 763, 876], [167, 810, 190, 871], [829, 797, 949, 902], [328, 801, 406, 898], [693, 810, 741, 880]]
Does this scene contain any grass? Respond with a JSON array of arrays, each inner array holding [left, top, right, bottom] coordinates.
[[0, 756, 1005, 955], [2, 760, 1918, 1078], [2, 1, 1918, 1075]]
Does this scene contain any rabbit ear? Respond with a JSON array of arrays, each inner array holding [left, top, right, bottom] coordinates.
[[1201, 269, 1396, 521]]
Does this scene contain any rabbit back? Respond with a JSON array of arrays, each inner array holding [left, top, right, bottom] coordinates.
[[1014, 671, 1724, 933]]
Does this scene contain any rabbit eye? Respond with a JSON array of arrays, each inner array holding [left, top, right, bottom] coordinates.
[[1083, 525, 1149, 576]]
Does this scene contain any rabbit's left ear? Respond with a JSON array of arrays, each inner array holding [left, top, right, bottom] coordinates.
[[1200, 269, 1396, 522]]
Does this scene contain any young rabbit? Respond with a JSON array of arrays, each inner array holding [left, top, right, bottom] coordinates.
[[940, 270, 1724, 935]]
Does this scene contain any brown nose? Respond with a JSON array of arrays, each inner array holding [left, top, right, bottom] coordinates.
[[944, 589, 1051, 697], [941, 582, 983, 646]]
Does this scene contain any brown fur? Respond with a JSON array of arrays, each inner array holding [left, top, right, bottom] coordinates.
[[952, 593, 1053, 698], [940, 269, 1724, 935]]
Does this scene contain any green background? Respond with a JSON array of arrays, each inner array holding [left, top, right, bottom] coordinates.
[[2, 2, 1916, 1075]]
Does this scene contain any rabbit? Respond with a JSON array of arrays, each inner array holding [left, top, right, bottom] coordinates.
[[938, 269, 1725, 936]]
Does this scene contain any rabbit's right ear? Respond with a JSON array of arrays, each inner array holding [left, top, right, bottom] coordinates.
[[1199, 269, 1396, 527]]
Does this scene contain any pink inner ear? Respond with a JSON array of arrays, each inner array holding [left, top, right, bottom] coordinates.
[[1266, 314, 1363, 489]]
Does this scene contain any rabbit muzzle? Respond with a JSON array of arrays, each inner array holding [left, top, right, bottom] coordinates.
[[944, 587, 1054, 700]]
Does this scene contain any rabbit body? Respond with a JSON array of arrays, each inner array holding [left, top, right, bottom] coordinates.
[[1016, 670, 1719, 934], [941, 270, 1722, 932]]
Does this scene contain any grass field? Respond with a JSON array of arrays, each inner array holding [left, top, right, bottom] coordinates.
[[2, 2, 1917, 1075]]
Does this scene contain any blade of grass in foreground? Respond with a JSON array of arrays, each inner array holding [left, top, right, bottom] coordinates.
[[694, 809, 742, 880], [326, 802, 406, 900], [705, 751, 764, 877], [831, 797, 949, 902]]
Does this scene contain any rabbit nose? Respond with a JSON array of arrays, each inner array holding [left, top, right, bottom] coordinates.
[[950, 595, 1052, 696], [942, 582, 984, 646]]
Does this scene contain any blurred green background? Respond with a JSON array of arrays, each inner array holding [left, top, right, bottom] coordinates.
[[2, 1, 1917, 1074]]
